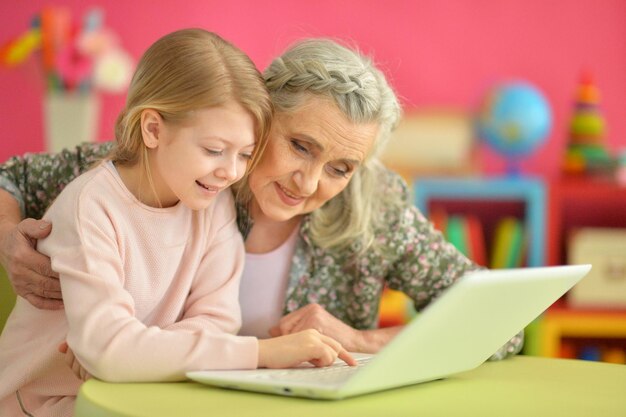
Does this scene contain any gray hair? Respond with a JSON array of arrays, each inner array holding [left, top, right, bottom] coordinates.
[[264, 39, 403, 253]]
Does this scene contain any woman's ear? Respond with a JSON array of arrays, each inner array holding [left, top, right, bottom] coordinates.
[[140, 109, 162, 149]]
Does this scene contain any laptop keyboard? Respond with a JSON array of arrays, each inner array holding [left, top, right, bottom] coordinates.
[[255, 356, 372, 384]]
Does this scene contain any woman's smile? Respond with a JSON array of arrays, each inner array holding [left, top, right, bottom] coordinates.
[[274, 182, 305, 206]]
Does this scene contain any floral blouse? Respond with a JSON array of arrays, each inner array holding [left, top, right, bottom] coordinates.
[[0, 142, 523, 359]]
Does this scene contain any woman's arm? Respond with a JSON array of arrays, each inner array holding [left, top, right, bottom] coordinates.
[[382, 173, 523, 359], [0, 142, 113, 219], [0, 189, 61, 309], [0, 142, 112, 308]]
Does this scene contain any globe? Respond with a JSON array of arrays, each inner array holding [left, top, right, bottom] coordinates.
[[477, 81, 552, 159]]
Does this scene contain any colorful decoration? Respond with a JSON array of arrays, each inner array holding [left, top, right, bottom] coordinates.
[[562, 73, 612, 175], [476, 81, 552, 175], [1, 7, 133, 94], [616, 149, 626, 186]]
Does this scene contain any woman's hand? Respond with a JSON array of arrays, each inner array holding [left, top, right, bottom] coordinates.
[[269, 304, 368, 352], [58, 341, 91, 380], [258, 329, 356, 369], [269, 304, 405, 353], [0, 218, 62, 309]]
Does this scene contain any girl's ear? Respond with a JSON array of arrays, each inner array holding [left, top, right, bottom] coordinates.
[[140, 109, 162, 149]]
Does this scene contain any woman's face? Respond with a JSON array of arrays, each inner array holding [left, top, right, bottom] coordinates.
[[248, 96, 378, 222]]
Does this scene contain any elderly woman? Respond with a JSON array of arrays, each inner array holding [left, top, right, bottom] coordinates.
[[0, 39, 522, 358]]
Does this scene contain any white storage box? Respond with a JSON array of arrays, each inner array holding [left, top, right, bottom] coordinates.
[[568, 228, 626, 309]]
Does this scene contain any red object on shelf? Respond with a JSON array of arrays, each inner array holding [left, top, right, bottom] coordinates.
[[549, 298, 626, 315], [547, 177, 626, 266], [559, 341, 577, 359]]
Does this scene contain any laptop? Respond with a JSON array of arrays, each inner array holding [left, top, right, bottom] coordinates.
[[187, 264, 591, 400]]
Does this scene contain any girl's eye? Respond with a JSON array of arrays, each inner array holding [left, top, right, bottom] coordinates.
[[290, 139, 308, 154], [205, 148, 223, 156], [240, 153, 253, 160]]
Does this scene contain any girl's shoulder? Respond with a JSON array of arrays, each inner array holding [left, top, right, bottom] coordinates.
[[43, 162, 118, 225], [53, 161, 111, 200]]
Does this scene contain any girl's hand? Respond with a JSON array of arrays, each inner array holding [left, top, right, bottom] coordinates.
[[0, 218, 62, 309], [257, 329, 357, 369], [58, 341, 91, 381], [269, 304, 367, 353]]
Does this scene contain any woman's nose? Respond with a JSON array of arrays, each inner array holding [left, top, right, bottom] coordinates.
[[295, 164, 323, 195]]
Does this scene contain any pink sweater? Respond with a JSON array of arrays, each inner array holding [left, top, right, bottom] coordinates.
[[0, 162, 258, 417]]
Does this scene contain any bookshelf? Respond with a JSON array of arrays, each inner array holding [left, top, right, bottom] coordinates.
[[410, 176, 626, 363], [413, 177, 546, 267], [379, 176, 547, 327], [532, 301, 626, 362]]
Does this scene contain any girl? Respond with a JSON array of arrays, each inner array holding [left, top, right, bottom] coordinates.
[[0, 29, 353, 417]]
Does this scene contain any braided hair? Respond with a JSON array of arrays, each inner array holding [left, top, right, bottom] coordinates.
[[264, 39, 400, 159]]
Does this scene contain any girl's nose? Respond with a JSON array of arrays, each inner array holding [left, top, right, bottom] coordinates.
[[216, 155, 241, 182]]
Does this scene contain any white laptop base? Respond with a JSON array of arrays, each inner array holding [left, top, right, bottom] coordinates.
[[187, 265, 591, 400]]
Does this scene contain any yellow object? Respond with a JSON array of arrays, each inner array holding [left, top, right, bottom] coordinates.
[[540, 311, 626, 358], [0, 267, 17, 334], [75, 357, 626, 417], [490, 217, 524, 268], [5, 29, 41, 66], [378, 288, 412, 326], [563, 150, 586, 174], [603, 348, 626, 364]]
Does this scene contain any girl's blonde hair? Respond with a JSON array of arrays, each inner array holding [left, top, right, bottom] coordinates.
[[110, 29, 272, 202], [236, 38, 402, 254]]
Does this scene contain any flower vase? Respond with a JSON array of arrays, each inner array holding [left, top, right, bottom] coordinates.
[[43, 92, 100, 152]]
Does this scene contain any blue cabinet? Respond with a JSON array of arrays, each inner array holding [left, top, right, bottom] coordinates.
[[414, 177, 546, 267]]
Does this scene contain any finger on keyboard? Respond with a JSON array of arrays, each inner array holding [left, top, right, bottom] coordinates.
[[339, 349, 357, 366]]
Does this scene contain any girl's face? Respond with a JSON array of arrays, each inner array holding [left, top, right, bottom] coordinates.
[[148, 100, 256, 210], [248, 96, 378, 222]]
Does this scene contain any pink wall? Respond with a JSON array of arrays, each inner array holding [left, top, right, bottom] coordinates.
[[1, 0, 624, 178]]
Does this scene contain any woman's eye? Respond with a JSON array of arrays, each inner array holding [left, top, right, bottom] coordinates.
[[327, 164, 350, 178], [239, 153, 253, 160], [290, 139, 308, 154]]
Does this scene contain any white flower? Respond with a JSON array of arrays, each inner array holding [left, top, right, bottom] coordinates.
[[93, 49, 133, 93]]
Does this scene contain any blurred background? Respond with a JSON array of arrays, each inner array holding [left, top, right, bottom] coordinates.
[[1, 0, 625, 363], [1, 0, 625, 175]]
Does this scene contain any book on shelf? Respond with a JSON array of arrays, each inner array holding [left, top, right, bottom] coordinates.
[[429, 207, 448, 234], [431, 211, 525, 268], [445, 216, 468, 258], [437, 213, 488, 267], [491, 217, 526, 269], [465, 214, 487, 267]]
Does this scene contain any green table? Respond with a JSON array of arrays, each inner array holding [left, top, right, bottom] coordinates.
[[75, 356, 626, 417]]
